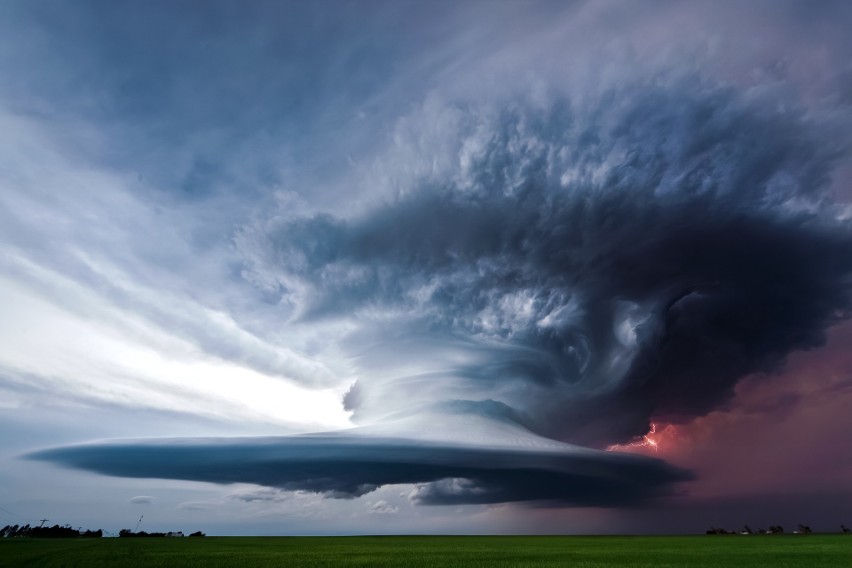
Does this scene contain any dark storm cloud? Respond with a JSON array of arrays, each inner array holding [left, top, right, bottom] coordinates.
[[29, 433, 690, 506], [33, 76, 850, 508], [243, 76, 852, 447]]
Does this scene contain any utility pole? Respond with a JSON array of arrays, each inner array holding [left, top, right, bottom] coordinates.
[[38, 519, 48, 528], [135, 515, 143, 532]]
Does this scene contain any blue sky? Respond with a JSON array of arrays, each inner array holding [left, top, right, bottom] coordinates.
[[2, 0, 852, 535]]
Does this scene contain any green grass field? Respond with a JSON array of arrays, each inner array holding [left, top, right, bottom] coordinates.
[[1, 535, 850, 567]]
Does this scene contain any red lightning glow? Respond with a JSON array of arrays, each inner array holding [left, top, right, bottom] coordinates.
[[633, 423, 659, 452], [606, 423, 675, 453]]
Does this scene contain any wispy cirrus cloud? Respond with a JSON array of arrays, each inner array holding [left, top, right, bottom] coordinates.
[[129, 495, 154, 505]]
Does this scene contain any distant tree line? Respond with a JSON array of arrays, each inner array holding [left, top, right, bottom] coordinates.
[[0, 524, 103, 538], [706, 524, 852, 535], [118, 529, 205, 537]]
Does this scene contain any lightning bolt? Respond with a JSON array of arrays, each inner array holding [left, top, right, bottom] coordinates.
[[606, 423, 669, 453], [632, 423, 659, 452]]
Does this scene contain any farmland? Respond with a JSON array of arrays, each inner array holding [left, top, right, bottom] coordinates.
[[1, 535, 850, 568]]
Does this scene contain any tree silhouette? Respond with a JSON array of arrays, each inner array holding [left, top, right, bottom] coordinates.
[[0, 523, 103, 538]]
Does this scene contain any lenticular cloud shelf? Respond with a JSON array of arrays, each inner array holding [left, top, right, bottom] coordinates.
[[31, 407, 691, 506]]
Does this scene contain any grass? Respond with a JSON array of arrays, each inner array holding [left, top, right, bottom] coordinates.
[[0, 535, 850, 567]]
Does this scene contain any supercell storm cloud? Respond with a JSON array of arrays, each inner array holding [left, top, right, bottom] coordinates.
[[245, 76, 852, 448], [33, 73, 852, 507]]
